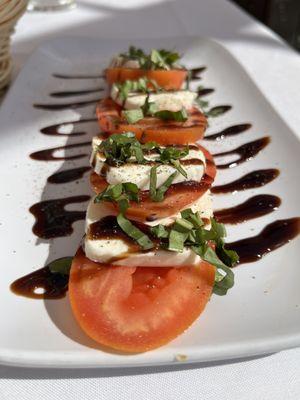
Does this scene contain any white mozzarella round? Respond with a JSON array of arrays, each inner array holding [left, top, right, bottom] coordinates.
[[84, 192, 212, 265], [91, 137, 206, 190], [111, 85, 197, 111]]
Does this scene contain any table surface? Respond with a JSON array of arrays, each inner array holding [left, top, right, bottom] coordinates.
[[1, 0, 300, 399]]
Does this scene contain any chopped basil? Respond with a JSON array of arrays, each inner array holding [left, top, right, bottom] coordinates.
[[168, 230, 188, 252], [98, 133, 188, 178], [154, 108, 188, 122], [149, 167, 178, 202], [158, 146, 189, 163], [116, 213, 154, 250], [123, 109, 144, 124], [150, 224, 169, 238], [170, 159, 187, 178], [141, 95, 159, 116], [48, 257, 73, 276], [98, 132, 147, 166], [115, 77, 161, 102], [149, 210, 238, 295], [94, 182, 139, 213], [149, 165, 158, 200], [119, 46, 182, 70], [158, 146, 189, 178]]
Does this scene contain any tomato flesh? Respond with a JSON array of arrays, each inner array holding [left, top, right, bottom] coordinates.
[[105, 68, 187, 90], [96, 98, 207, 145], [69, 248, 215, 353]]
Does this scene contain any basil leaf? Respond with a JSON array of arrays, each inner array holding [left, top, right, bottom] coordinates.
[[150, 169, 178, 202], [159, 146, 189, 162], [120, 47, 181, 70], [216, 241, 239, 268], [150, 224, 169, 238], [150, 166, 158, 200], [154, 108, 188, 122], [171, 159, 187, 178], [141, 95, 158, 116], [94, 182, 140, 214], [115, 77, 162, 102], [173, 218, 194, 233], [123, 109, 144, 124], [213, 266, 235, 295], [117, 213, 154, 250], [48, 257, 73, 276], [168, 230, 188, 252], [192, 244, 235, 296]]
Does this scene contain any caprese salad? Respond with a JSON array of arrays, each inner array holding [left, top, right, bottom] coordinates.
[[69, 47, 238, 353]]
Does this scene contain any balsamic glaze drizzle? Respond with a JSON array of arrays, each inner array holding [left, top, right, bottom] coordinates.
[[212, 169, 280, 194], [207, 105, 232, 116], [198, 88, 215, 97], [190, 66, 206, 79], [227, 218, 300, 264], [47, 166, 91, 184], [50, 88, 103, 98], [53, 73, 104, 79], [10, 265, 69, 299], [30, 141, 90, 161], [33, 99, 100, 111], [214, 137, 270, 169], [215, 195, 281, 224], [205, 123, 252, 141], [40, 118, 98, 137], [29, 195, 90, 239]]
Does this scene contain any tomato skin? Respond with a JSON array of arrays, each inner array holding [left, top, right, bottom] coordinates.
[[69, 248, 215, 353], [105, 68, 187, 90], [96, 98, 207, 145]]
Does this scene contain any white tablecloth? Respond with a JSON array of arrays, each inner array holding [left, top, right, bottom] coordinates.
[[1, 0, 300, 398]]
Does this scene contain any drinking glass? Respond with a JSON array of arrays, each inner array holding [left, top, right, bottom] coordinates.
[[27, 0, 76, 11]]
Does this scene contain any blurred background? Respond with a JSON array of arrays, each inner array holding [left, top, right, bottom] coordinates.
[[233, 0, 300, 51]]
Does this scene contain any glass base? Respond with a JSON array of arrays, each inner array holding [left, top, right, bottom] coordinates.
[[27, 0, 76, 11]]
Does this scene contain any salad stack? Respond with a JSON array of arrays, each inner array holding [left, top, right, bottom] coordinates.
[[69, 47, 238, 353]]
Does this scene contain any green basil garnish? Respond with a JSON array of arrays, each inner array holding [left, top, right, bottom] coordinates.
[[119, 46, 182, 70], [154, 108, 188, 122], [123, 109, 144, 124], [94, 182, 139, 213], [149, 167, 178, 202], [116, 213, 154, 250]]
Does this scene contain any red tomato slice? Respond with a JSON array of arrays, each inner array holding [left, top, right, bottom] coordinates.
[[105, 68, 187, 90], [90, 144, 216, 223], [69, 247, 215, 353], [96, 98, 207, 145]]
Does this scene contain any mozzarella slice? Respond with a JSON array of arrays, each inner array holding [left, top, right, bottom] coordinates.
[[111, 85, 197, 111], [84, 193, 212, 265], [90, 137, 206, 190]]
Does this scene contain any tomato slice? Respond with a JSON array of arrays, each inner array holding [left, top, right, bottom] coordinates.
[[90, 144, 216, 223], [69, 247, 215, 353], [105, 68, 187, 90], [96, 98, 207, 145]]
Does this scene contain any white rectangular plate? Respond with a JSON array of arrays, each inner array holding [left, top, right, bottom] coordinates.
[[0, 37, 299, 368]]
